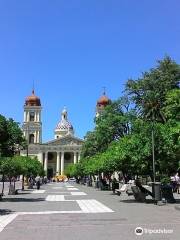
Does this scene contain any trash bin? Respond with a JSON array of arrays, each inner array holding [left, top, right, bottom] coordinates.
[[152, 182, 162, 201]]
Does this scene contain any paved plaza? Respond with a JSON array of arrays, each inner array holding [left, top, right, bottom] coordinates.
[[0, 182, 180, 240]]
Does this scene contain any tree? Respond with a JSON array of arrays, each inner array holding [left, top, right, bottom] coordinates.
[[77, 57, 180, 181], [163, 89, 180, 121], [81, 97, 133, 158], [0, 115, 8, 155], [126, 56, 180, 181], [81, 131, 99, 158], [0, 157, 23, 194], [0, 115, 26, 157], [0, 156, 44, 195], [126, 56, 180, 122]]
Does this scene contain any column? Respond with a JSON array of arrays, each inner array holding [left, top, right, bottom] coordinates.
[[40, 131, 42, 143], [39, 111, 41, 122], [24, 111, 26, 122], [56, 152, 60, 176], [34, 131, 37, 143], [78, 152, 81, 162], [37, 131, 39, 143], [37, 111, 40, 122], [40, 152, 43, 165], [34, 112, 37, 122], [73, 151, 77, 164], [60, 151, 64, 175], [27, 112, 30, 122], [44, 152, 48, 174]]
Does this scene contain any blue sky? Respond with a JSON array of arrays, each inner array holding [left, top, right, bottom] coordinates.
[[0, 0, 179, 141]]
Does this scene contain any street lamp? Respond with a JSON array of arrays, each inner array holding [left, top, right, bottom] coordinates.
[[145, 101, 156, 183], [151, 122, 156, 183]]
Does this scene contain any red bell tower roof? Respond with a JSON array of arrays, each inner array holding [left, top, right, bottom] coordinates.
[[25, 90, 41, 106], [97, 91, 111, 106]]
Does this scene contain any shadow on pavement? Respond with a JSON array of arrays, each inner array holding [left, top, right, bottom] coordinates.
[[0, 209, 15, 215], [1, 198, 45, 202], [120, 199, 154, 204], [121, 198, 180, 204], [14, 191, 32, 195]]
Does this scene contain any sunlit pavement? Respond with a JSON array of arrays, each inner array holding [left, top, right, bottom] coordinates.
[[0, 182, 180, 240]]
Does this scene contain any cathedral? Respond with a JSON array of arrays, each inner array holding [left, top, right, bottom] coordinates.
[[21, 90, 110, 178]]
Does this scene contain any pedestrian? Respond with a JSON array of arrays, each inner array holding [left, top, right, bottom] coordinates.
[[175, 172, 180, 194], [35, 176, 41, 190], [112, 177, 117, 194], [44, 176, 47, 184], [28, 177, 34, 189], [170, 174, 177, 192]]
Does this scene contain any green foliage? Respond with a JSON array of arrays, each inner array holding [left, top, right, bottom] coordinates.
[[163, 89, 180, 121], [0, 156, 44, 178], [161, 176, 170, 185], [0, 115, 26, 157], [81, 97, 133, 158], [64, 162, 84, 177], [81, 131, 98, 158], [126, 56, 180, 122], [75, 56, 180, 179], [64, 164, 76, 177], [0, 115, 8, 144]]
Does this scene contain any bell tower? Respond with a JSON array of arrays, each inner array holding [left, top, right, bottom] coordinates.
[[22, 90, 42, 144], [96, 90, 111, 118]]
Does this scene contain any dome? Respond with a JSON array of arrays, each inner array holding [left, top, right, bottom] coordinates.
[[54, 108, 74, 138], [25, 90, 41, 106], [97, 92, 111, 106], [56, 119, 73, 131]]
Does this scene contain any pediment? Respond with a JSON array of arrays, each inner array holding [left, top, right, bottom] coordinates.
[[45, 136, 83, 146]]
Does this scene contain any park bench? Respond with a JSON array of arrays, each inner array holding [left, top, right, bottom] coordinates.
[[126, 188, 134, 196], [115, 184, 128, 196]]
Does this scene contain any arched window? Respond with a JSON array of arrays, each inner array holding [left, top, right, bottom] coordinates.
[[30, 112, 35, 121], [29, 134, 34, 144]]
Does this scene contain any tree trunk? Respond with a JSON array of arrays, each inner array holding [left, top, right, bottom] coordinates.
[[22, 175, 24, 190], [1, 174, 5, 196], [8, 178, 15, 195], [13, 179, 16, 191]]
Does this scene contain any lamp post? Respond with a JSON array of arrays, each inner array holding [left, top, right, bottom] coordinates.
[[151, 122, 156, 183], [146, 102, 156, 183]]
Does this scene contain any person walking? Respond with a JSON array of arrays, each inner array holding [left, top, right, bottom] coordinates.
[[35, 176, 41, 190], [175, 172, 180, 194], [112, 177, 117, 194]]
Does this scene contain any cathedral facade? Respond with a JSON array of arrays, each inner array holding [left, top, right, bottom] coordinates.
[[21, 90, 83, 178], [21, 89, 110, 178]]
